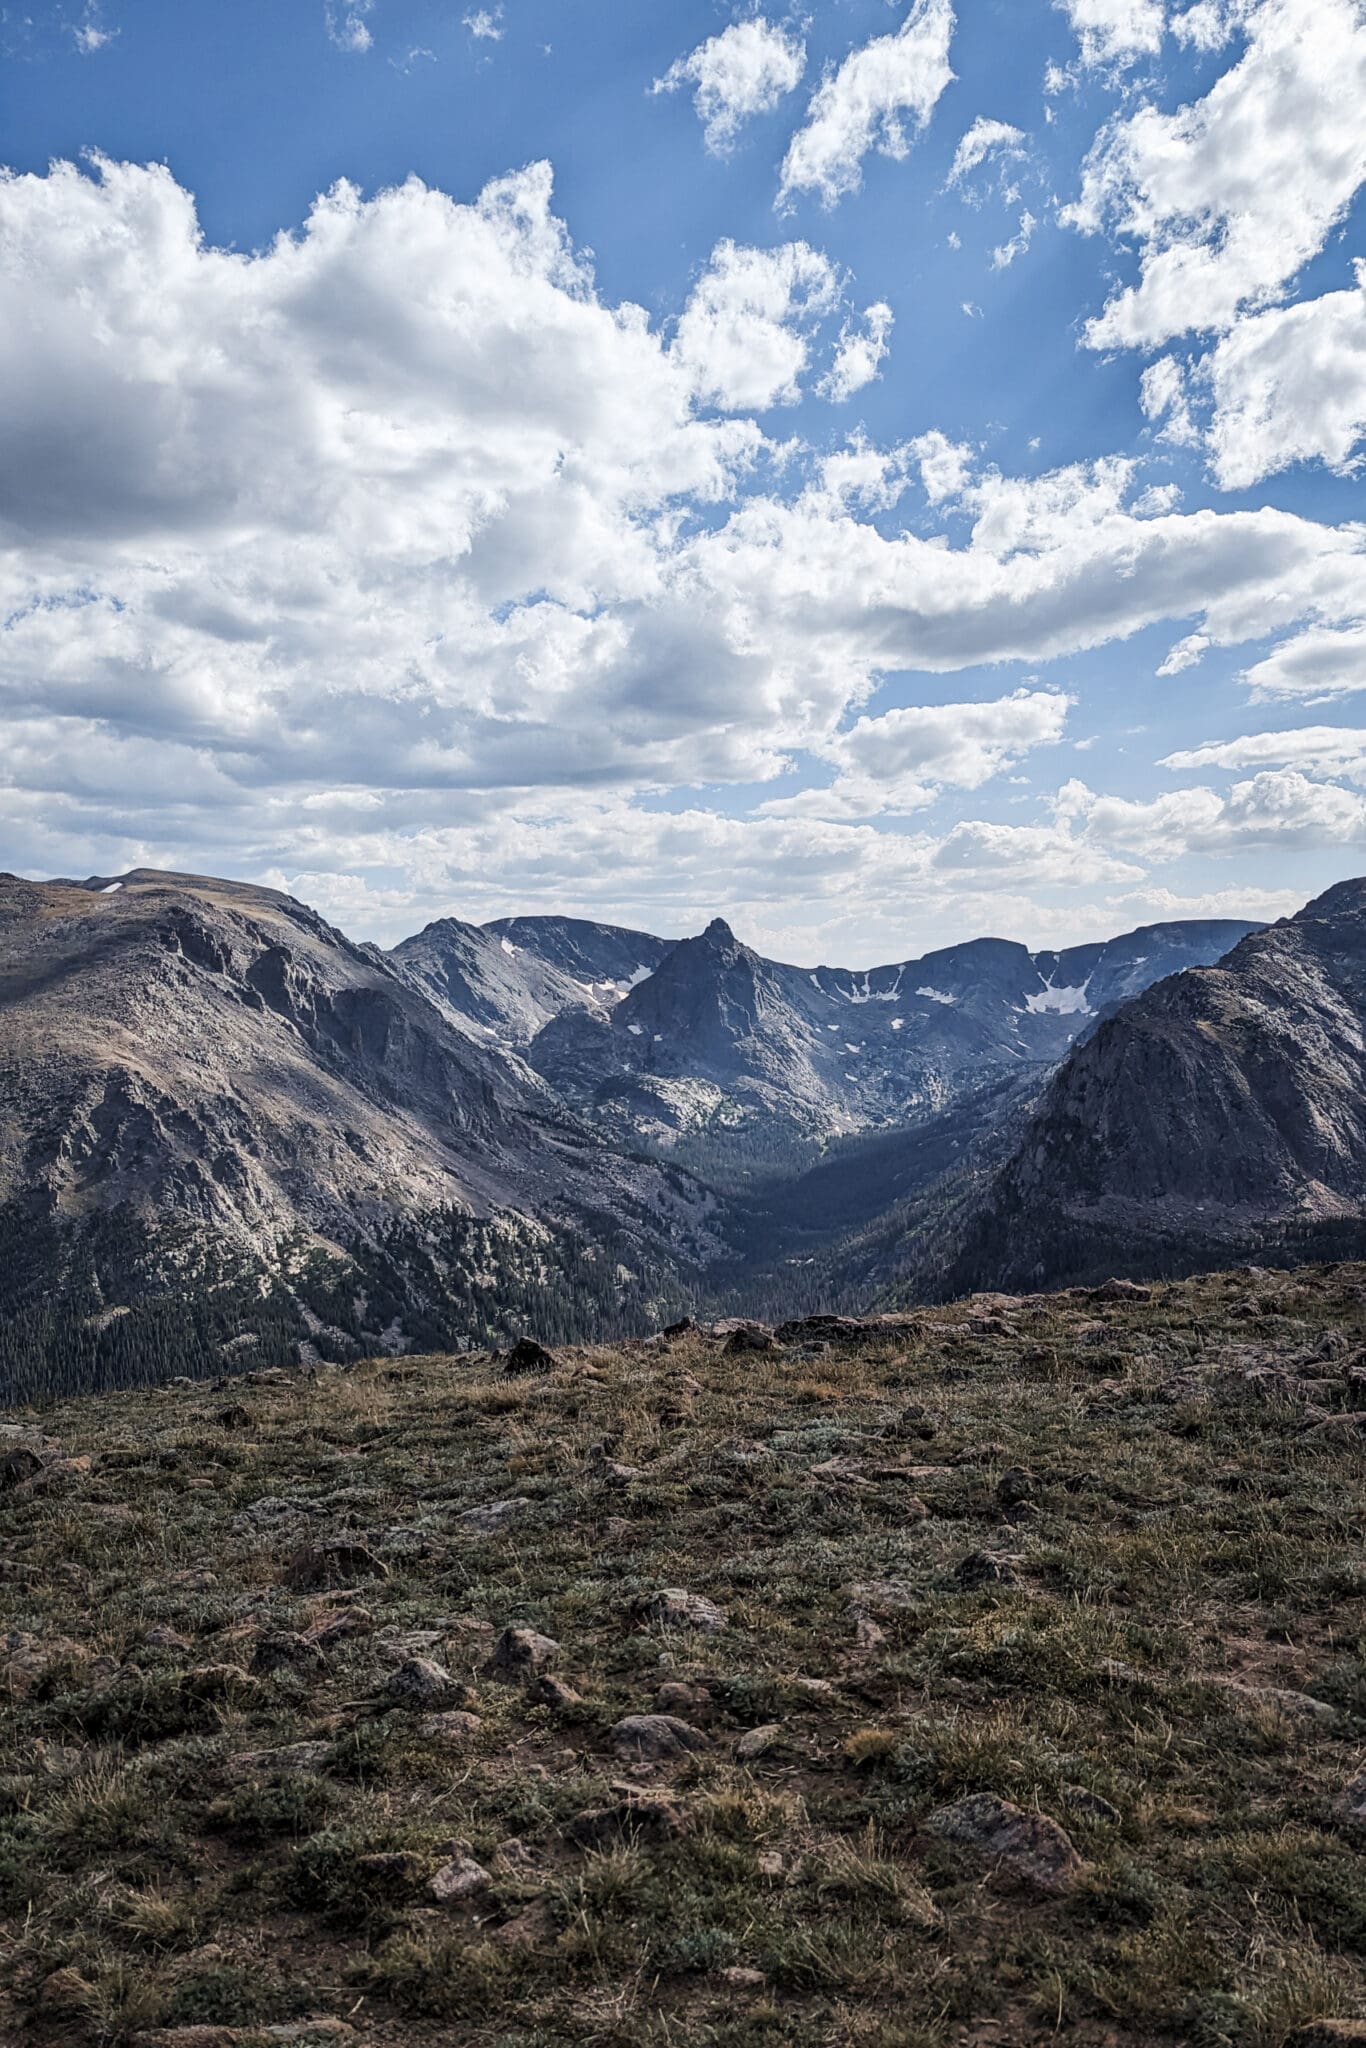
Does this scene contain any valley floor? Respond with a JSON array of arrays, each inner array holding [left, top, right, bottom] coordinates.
[[2, 1266, 1365, 2046]]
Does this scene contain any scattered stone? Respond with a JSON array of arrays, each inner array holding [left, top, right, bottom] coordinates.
[[1335, 1765, 1366, 1831], [1093, 1278, 1151, 1302], [1198, 1676, 1335, 1724], [143, 1625, 192, 1651], [494, 1836, 536, 1868], [720, 1966, 767, 1989], [483, 1625, 561, 1679], [611, 1712, 710, 1760], [284, 1539, 389, 1591], [757, 1849, 785, 1878], [417, 1709, 483, 1744], [844, 1579, 918, 1611], [303, 1606, 374, 1645], [995, 1467, 1038, 1509], [430, 1854, 493, 1901], [956, 1550, 1021, 1590], [223, 1742, 332, 1781], [181, 1663, 255, 1699], [527, 1673, 583, 1712], [735, 1723, 781, 1760], [457, 1496, 532, 1536], [129, 2030, 240, 2048], [656, 1679, 710, 1715], [638, 1588, 728, 1633], [250, 1631, 326, 1678], [504, 1337, 559, 1375], [774, 1314, 866, 1345], [854, 1614, 887, 1652], [384, 1657, 461, 1709], [0, 1447, 42, 1487], [926, 1792, 1086, 1894], [1060, 1784, 1121, 1822], [566, 1782, 688, 1847], [723, 1323, 777, 1356], [663, 1317, 698, 1338]]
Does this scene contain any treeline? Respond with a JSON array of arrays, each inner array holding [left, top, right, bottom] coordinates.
[[0, 1197, 698, 1409]]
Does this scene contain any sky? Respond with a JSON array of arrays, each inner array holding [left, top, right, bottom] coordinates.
[[1, 0, 1365, 964]]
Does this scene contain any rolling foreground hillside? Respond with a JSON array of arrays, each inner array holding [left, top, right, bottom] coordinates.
[[1, 1267, 1364, 2045], [930, 880, 1366, 1298]]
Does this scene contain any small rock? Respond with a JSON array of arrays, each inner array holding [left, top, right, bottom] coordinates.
[[663, 1317, 698, 1338], [527, 1673, 583, 1711], [723, 1324, 776, 1356], [757, 1849, 785, 1877], [1199, 1676, 1335, 1724], [1335, 1765, 1366, 1831], [1060, 1784, 1121, 1822], [494, 1836, 536, 1867], [214, 1404, 253, 1429], [429, 1854, 493, 1901], [854, 1613, 887, 1652], [720, 1966, 766, 1989], [139, 1626, 190, 1654], [844, 1578, 917, 1611], [639, 1588, 727, 1632], [129, 2031, 240, 2048], [735, 1723, 781, 1761], [285, 1539, 389, 1591], [384, 1657, 460, 1708], [505, 1337, 559, 1375], [656, 1679, 710, 1715], [303, 1605, 375, 1644], [181, 1663, 255, 1698], [926, 1792, 1086, 1894], [417, 1709, 483, 1743], [995, 1467, 1037, 1509], [251, 1631, 326, 1678], [457, 1496, 532, 1536], [0, 1448, 42, 1487], [611, 1712, 710, 1760], [1093, 1278, 1151, 1302], [223, 1742, 332, 1781], [566, 1782, 688, 1847], [956, 1550, 1021, 1590], [483, 1625, 561, 1680]]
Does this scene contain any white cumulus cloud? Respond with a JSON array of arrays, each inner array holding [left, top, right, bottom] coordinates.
[[1201, 263, 1366, 489], [818, 302, 894, 402], [671, 240, 843, 411], [1055, 0, 1166, 69], [949, 116, 1025, 185], [778, 0, 956, 210], [653, 18, 806, 154], [1066, 0, 1366, 349]]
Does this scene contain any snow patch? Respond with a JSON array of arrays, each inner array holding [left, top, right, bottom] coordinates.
[[101, 882, 123, 894], [625, 965, 653, 990], [500, 936, 518, 956], [1024, 982, 1091, 1016], [626, 1023, 644, 1036], [890, 1017, 904, 1031], [916, 986, 957, 1006]]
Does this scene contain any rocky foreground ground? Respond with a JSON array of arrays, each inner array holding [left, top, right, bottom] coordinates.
[[2, 1269, 1365, 2047]]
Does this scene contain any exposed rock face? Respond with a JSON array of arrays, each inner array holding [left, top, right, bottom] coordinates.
[[524, 912, 1258, 1147], [938, 881, 1366, 1294]]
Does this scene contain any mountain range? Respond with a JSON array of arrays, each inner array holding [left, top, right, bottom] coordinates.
[[7, 859, 1365, 1399]]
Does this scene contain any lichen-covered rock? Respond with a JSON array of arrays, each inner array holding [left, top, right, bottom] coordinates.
[[925, 1793, 1085, 1893]]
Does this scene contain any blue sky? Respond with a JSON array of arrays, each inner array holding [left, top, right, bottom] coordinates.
[[2, 0, 1365, 960]]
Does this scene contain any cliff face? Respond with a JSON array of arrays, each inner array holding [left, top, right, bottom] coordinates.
[[936, 881, 1366, 1292]]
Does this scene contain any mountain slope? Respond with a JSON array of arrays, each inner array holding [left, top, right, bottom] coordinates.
[[526, 914, 1260, 1151], [929, 880, 1366, 1294], [0, 871, 721, 1398], [394, 914, 673, 1051]]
